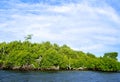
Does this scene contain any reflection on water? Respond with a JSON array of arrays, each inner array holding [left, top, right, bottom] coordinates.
[[0, 70, 120, 82]]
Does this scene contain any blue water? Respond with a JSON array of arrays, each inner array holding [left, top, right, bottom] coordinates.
[[0, 70, 120, 82]]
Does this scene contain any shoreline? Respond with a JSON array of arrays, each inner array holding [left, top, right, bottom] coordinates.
[[0, 66, 118, 72]]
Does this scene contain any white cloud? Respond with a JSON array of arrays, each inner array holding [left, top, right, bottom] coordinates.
[[48, 5, 72, 13], [0, 0, 120, 59], [79, 44, 104, 52]]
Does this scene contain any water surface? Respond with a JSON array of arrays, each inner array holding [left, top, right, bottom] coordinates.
[[0, 70, 120, 82]]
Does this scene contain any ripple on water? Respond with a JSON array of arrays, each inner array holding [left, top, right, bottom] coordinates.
[[0, 70, 120, 82]]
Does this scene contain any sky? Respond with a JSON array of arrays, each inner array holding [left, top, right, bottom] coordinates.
[[0, 0, 120, 60]]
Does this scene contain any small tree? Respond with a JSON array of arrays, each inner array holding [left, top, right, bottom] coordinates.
[[103, 52, 118, 60], [24, 34, 33, 41]]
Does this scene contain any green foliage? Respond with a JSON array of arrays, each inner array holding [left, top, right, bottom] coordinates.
[[40, 48, 62, 68], [103, 52, 118, 60], [86, 52, 96, 58], [98, 57, 120, 71], [0, 40, 120, 71]]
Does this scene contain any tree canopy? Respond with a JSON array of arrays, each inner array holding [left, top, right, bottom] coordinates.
[[0, 40, 120, 72], [103, 52, 118, 60]]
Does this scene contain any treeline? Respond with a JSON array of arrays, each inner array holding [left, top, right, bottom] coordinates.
[[0, 40, 120, 72]]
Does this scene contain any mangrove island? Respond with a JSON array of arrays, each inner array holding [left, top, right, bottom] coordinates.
[[0, 35, 120, 72]]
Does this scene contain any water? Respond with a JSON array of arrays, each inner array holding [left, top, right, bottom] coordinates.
[[0, 70, 120, 82]]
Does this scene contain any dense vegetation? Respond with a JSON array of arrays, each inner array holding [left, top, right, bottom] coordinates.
[[0, 36, 120, 72]]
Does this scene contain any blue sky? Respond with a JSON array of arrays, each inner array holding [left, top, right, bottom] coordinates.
[[0, 0, 120, 60]]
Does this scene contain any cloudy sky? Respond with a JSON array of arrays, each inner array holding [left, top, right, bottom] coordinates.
[[0, 0, 120, 60]]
